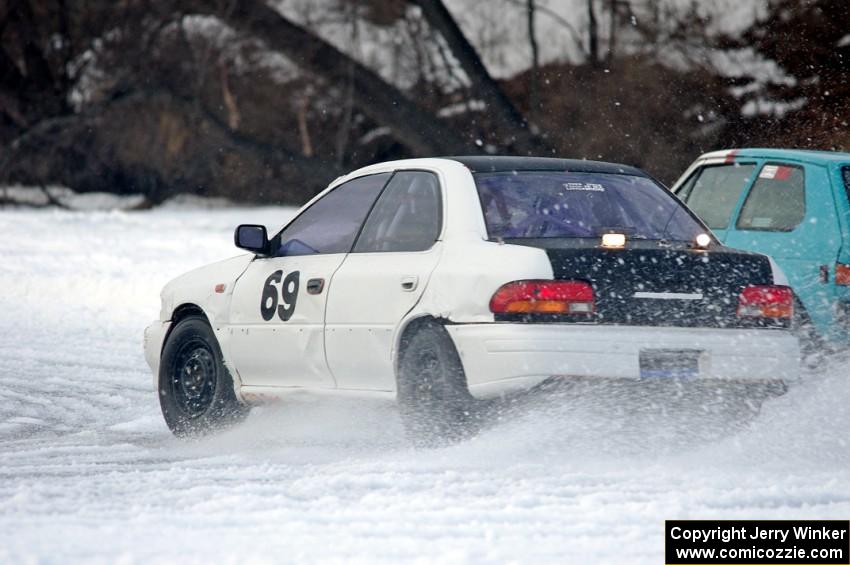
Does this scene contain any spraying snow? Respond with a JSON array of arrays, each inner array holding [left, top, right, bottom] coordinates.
[[0, 207, 848, 563]]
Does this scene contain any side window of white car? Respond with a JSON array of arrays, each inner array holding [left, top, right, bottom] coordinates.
[[273, 173, 391, 257], [737, 163, 805, 232], [353, 171, 442, 253]]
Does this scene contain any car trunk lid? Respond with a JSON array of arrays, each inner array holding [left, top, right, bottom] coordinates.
[[507, 239, 775, 328]]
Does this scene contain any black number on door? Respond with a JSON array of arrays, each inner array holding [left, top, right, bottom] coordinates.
[[260, 270, 300, 321]]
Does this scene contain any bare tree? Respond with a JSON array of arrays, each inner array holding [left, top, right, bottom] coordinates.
[[189, 0, 472, 155], [2, 0, 492, 205], [410, 0, 545, 152], [526, 0, 540, 121], [587, 0, 600, 66], [607, 0, 617, 63]]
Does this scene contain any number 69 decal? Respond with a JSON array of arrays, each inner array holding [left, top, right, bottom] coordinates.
[[260, 270, 300, 321]]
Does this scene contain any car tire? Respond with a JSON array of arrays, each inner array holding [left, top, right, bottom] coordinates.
[[158, 316, 248, 436], [396, 320, 481, 447], [792, 297, 827, 368]]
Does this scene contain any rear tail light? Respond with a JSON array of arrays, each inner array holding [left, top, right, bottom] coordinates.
[[736, 285, 794, 319], [490, 280, 595, 315], [836, 263, 850, 286]]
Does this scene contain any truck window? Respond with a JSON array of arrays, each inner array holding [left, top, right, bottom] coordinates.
[[678, 163, 756, 229], [737, 164, 805, 232]]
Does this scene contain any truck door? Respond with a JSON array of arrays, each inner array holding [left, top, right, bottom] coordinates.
[[725, 162, 841, 336]]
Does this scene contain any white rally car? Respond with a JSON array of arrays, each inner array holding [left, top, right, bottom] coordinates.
[[144, 156, 800, 444]]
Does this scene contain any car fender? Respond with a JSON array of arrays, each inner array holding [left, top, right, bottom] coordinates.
[[391, 236, 553, 367], [156, 254, 256, 394], [160, 254, 255, 325]]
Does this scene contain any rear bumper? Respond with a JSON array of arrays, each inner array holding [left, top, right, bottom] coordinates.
[[445, 323, 800, 398]]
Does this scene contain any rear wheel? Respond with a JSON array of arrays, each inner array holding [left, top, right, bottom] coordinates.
[[158, 316, 247, 436], [396, 320, 481, 447], [792, 297, 827, 368]]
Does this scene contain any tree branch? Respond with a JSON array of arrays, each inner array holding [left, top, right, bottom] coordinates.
[[411, 0, 546, 152], [186, 0, 474, 155]]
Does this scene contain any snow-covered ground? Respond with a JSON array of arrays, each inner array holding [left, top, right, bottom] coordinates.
[[1, 206, 849, 564]]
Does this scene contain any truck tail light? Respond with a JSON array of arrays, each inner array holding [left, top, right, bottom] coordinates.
[[490, 280, 595, 315], [836, 263, 850, 286], [736, 285, 794, 319]]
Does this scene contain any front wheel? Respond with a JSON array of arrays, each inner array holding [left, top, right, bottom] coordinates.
[[158, 316, 247, 436], [396, 320, 481, 447]]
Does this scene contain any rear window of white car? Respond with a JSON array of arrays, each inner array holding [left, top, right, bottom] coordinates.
[[473, 171, 705, 242], [677, 163, 756, 229]]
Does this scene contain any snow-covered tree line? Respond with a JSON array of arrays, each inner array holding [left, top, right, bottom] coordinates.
[[0, 0, 847, 206]]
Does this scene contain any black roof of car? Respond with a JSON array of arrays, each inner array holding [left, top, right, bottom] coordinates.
[[447, 156, 649, 177]]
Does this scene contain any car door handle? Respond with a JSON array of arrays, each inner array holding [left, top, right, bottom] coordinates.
[[306, 278, 325, 295], [400, 276, 418, 292]]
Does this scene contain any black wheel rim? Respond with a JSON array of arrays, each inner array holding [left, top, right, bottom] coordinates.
[[171, 338, 217, 418], [412, 346, 444, 399]]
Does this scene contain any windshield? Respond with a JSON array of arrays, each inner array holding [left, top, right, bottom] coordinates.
[[474, 171, 705, 241]]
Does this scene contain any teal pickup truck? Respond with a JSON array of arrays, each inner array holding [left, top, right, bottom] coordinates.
[[672, 148, 850, 349]]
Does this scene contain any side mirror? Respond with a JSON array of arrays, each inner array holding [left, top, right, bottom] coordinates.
[[234, 224, 269, 254]]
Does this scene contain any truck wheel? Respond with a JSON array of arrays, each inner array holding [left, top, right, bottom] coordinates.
[[792, 297, 826, 368], [158, 316, 247, 436], [396, 320, 480, 447]]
